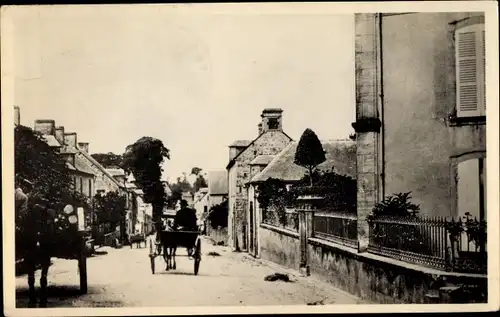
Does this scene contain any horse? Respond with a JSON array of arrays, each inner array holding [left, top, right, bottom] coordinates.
[[162, 219, 177, 271], [16, 198, 56, 308]]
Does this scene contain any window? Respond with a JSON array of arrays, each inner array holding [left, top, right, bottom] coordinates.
[[268, 118, 279, 130], [80, 177, 83, 194], [455, 16, 485, 118], [88, 179, 92, 197]]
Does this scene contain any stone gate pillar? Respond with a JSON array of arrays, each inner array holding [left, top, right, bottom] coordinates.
[[352, 13, 383, 252], [296, 195, 323, 276]]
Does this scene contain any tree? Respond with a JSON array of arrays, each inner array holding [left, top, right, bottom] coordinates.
[[194, 174, 208, 193], [91, 152, 123, 168], [121, 137, 170, 233], [15, 125, 88, 255], [294, 128, 326, 186], [93, 191, 127, 231], [191, 167, 203, 176]]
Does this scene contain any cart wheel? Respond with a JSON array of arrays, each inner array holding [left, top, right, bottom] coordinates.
[[194, 239, 201, 275]]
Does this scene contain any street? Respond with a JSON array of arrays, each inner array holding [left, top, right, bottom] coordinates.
[[15, 237, 366, 307]]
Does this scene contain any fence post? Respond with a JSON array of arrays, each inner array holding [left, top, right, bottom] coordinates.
[[296, 195, 322, 276]]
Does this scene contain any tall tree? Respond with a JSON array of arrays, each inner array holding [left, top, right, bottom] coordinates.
[[191, 167, 202, 176], [121, 137, 170, 233], [15, 125, 88, 255], [91, 152, 123, 168], [193, 174, 208, 193], [294, 128, 326, 186], [191, 167, 208, 193]]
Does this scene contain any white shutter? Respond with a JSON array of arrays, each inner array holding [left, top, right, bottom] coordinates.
[[455, 23, 485, 118]]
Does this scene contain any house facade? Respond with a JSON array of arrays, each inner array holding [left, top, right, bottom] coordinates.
[[247, 139, 357, 258], [33, 120, 96, 200], [226, 108, 293, 251], [207, 170, 229, 208], [193, 188, 209, 225], [353, 12, 486, 249]]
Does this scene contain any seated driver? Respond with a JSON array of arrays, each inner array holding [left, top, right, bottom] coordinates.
[[174, 199, 198, 231], [174, 199, 198, 256]]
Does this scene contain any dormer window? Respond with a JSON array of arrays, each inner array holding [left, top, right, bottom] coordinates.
[[268, 118, 279, 130]]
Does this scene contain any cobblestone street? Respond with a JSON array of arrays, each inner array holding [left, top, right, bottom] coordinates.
[[16, 237, 367, 308]]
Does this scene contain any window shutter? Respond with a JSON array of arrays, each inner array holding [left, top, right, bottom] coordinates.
[[455, 23, 485, 117]]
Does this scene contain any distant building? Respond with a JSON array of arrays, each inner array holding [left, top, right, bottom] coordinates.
[[207, 170, 229, 208], [226, 108, 293, 251], [193, 188, 209, 225]]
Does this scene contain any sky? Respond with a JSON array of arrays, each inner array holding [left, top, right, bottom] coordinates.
[[7, 4, 355, 182]]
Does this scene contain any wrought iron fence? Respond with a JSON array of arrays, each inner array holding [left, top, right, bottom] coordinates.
[[313, 211, 358, 249], [367, 215, 487, 274]]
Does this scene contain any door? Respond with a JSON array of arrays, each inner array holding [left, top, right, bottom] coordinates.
[[249, 202, 254, 255], [457, 157, 486, 251]]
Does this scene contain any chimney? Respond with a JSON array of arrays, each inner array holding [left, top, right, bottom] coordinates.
[[64, 132, 77, 148], [55, 126, 65, 145], [78, 142, 89, 153], [260, 108, 283, 134], [34, 119, 56, 135], [14, 106, 20, 126]]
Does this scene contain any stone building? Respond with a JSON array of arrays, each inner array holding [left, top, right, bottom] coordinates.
[[226, 108, 293, 251], [247, 139, 357, 258], [207, 170, 228, 208], [33, 120, 96, 199], [353, 12, 486, 250]]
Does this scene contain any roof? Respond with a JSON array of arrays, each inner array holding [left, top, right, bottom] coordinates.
[[78, 150, 123, 188], [42, 135, 62, 148], [250, 139, 356, 183], [226, 131, 293, 170], [207, 170, 228, 195], [66, 162, 76, 171], [262, 108, 283, 114], [60, 146, 78, 154], [106, 168, 126, 177], [230, 140, 252, 147], [74, 153, 97, 176], [133, 189, 144, 195], [250, 155, 275, 166]]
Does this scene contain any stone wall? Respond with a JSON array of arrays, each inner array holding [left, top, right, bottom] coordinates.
[[307, 238, 487, 304], [228, 131, 292, 251], [259, 224, 300, 271], [206, 226, 228, 246]]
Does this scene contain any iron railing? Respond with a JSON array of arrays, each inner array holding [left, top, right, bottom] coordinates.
[[367, 215, 487, 274], [313, 211, 358, 249]]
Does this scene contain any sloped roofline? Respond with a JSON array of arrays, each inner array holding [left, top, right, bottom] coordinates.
[[78, 150, 124, 189], [248, 138, 356, 185], [247, 141, 296, 184], [226, 130, 293, 170]]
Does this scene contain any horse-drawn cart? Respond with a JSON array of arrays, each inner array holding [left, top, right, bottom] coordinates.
[[148, 230, 202, 275]]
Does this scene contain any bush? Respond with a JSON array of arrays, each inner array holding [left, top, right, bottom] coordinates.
[[292, 170, 357, 212], [368, 192, 428, 255]]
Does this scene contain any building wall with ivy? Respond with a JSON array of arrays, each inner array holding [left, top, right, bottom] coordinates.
[[227, 131, 292, 251]]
